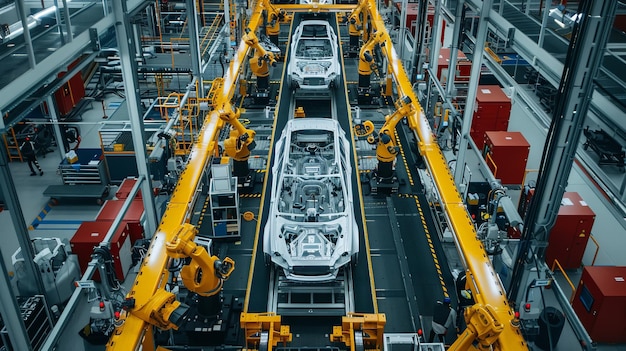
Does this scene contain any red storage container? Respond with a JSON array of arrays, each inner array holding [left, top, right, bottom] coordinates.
[[437, 48, 471, 83], [483, 131, 529, 185], [70, 220, 132, 282], [572, 266, 626, 343], [116, 178, 142, 200], [472, 86, 511, 149], [96, 199, 145, 243], [545, 192, 595, 270]]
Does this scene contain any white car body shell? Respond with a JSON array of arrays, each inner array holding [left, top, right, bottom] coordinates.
[[263, 118, 359, 282], [287, 20, 341, 90]]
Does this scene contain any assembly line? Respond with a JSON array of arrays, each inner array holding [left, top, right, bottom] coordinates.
[[98, 0, 524, 350], [5, 0, 625, 351]]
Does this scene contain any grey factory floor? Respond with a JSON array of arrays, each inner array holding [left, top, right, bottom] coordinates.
[[0, 94, 124, 273]]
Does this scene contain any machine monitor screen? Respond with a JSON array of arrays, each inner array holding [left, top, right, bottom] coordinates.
[[579, 285, 594, 312]]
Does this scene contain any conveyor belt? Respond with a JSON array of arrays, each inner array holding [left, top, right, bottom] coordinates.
[[238, 12, 375, 346]]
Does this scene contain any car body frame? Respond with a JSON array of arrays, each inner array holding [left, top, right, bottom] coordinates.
[[263, 118, 359, 282], [287, 20, 341, 90]]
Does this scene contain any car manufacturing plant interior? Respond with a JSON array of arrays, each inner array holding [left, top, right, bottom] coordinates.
[[1, 0, 626, 350]]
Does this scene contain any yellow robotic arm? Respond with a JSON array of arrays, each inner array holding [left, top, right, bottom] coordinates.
[[166, 223, 235, 296], [346, 0, 366, 51], [106, 2, 275, 349], [107, 224, 235, 345], [244, 29, 278, 86], [358, 29, 387, 91], [124, 290, 188, 331], [218, 102, 257, 176], [262, 0, 288, 44], [447, 304, 505, 351], [354, 96, 414, 179]]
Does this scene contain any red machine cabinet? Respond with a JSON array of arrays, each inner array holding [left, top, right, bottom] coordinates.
[[96, 199, 145, 243], [54, 60, 86, 116], [70, 220, 132, 282], [472, 86, 511, 149], [545, 192, 595, 270], [483, 131, 530, 185], [572, 266, 626, 343], [437, 48, 471, 83], [115, 177, 142, 200]]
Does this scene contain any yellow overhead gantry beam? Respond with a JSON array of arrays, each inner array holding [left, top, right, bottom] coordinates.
[[353, 0, 527, 349], [105, 0, 283, 349]]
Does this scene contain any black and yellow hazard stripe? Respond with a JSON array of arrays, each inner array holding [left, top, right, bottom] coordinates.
[[394, 128, 414, 187], [413, 194, 449, 298]]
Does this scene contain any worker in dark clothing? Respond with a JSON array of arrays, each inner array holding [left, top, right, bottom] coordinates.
[[429, 297, 457, 343], [20, 137, 43, 176]]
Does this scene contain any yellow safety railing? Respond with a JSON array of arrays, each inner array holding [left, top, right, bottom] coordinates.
[[588, 234, 600, 266], [551, 259, 577, 302], [485, 152, 498, 178], [200, 14, 224, 59], [170, 37, 190, 68]]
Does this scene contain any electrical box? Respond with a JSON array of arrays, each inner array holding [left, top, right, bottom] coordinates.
[[572, 266, 626, 343], [70, 220, 132, 282], [437, 48, 471, 83], [545, 192, 595, 270], [483, 131, 530, 185], [96, 199, 145, 244], [472, 86, 511, 149]]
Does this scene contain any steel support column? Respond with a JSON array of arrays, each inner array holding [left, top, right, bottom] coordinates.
[[0, 250, 32, 351], [112, 0, 159, 237], [62, 0, 73, 42], [53, 0, 66, 44], [399, 0, 408, 61], [47, 96, 68, 159], [225, 0, 231, 53], [445, 0, 465, 98], [411, 0, 428, 82], [186, 0, 204, 95], [538, 0, 550, 48], [454, 0, 493, 185], [15, 0, 36, 68], [427, 0, 443, 84], [508, 0, 618, 305]]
